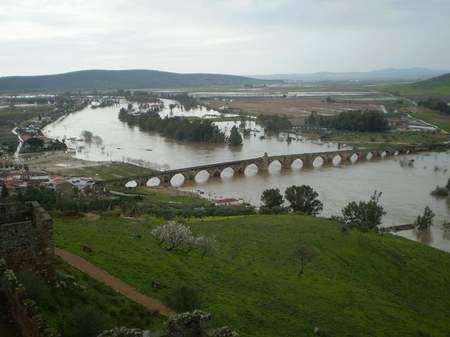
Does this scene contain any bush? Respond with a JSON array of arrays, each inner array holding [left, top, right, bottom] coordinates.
[[16, 270, 52, 305], [415, 206, 435, 231], [165, 285, 202, 312], [63, 306, 111, 337], [339, 191, 386, 231]]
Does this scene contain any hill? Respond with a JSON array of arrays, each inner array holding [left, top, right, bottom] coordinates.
[[55, 213, 450, 337], [383, 73, 450, 97], [414, 73, 450, 90], [0, 69, 271, 92], [252, 68, 448, 83]]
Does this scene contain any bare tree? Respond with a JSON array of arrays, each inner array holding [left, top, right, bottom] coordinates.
[[293, 244, 317, 276]]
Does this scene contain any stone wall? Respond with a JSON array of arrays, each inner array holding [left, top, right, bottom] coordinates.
[[0, 202, 54, 280], [0, 259, 59, 337]]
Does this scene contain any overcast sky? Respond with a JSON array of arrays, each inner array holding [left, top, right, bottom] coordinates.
[[1, 0, 449, 76]]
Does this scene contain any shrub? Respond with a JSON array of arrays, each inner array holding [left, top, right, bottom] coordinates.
[[339, 191, 386, 231], [415, 206, 435, 231], [165, 285, 202, 312], [63, 306, 111, 337], [16, 270, 52, 305]]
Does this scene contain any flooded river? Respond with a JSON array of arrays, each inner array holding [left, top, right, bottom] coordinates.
[[43, 103, 450, 252]]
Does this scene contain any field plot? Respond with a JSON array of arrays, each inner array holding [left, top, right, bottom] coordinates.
[[206, 96, 390, 124]]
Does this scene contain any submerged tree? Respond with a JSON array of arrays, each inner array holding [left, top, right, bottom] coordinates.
[[285, 185, 323, 216], [228, 126, 243, 146], [339, 191, 386, 231], [81, 130, 94, 143], [415, 206, 435, 232]]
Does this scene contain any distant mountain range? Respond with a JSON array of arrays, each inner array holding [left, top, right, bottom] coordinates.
[[251, 68, 449, 82], [0, 69, 271, 92]]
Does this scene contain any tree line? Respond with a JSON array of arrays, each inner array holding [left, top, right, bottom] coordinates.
[[260, 185, 436, 232], [305, 110, 389, 132], [119, 107, 243, 145], [418, 98, 450, 115], [257, 114, 292, 134]]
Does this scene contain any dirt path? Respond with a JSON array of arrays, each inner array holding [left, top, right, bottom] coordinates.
[[55, 248, 173, 316]]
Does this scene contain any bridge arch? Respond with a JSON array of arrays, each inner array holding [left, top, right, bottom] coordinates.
[[268, 160, 282, 173], [125, 180, 138, 188], [291, 158, 304, 170], [146, 177, 161, 187], [194, 170, 210, 184], [350, 153, 359, 164], [170, 173, 186, 187], [244, 163, 259, 176], [220, 167, 235, 179], [313, 155, 325, 168], [332, 154, 342, 166]]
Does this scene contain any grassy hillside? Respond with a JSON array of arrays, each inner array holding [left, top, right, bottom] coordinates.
[[0, 69, 271, 92], [383, 73, 450, 97], [54, 214, 450, 337]]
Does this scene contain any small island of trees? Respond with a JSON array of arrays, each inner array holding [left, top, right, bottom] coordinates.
[[119, 106, 244, 145]]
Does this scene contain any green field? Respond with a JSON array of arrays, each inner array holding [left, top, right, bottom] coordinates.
[[109, 185, 211, 205], [411, 110, 450, 133], [303, 129, 449, 148], [381, 74, 450, 97], [382, 84, 450, 97], [54, 214, 450, 337], [52, 162, 159, 180]]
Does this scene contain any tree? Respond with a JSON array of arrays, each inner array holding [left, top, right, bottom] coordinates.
[[415, 206, 435, 231], [293, 244, 317, 276], [447, 177, 450, 190], [151, 222, 195, 251], [339, 191, 386, 231], [285, 185, 323, 215], [228, 126, 243, 146], [260, 188, 284, 212], [81, 130, 94, 143]]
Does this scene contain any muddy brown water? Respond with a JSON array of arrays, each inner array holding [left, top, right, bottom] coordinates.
[[43, 104, 450, 252]]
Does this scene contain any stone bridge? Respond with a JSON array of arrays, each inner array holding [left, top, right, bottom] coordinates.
[[98, 143, 447, 188]]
